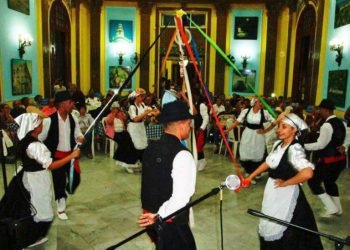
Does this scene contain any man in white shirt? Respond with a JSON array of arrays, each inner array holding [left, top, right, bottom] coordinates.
[[139, 101, 197, 250], [39, 91, 84, 220], [305, 99, 347, 217]]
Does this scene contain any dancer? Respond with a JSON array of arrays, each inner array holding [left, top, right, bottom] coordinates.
[[305, 99, 348, 217], [192, 89, 209, 171], [226, 97, 275, 179], [0, 113, 80, 249], [39, 90, 84, 220], [139, 101, 197, 250], [243, 113, 323, 250]]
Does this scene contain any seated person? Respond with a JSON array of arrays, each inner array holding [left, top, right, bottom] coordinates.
[[41, 98, 57, 116], [104, 102, 140, 173], [78, 105, 94, 159]]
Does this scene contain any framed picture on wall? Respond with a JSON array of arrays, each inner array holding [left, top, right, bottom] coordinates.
[[327, 70, 348, 108], [234, 17, 258, 40], [109, 65, 131, 89], [334, 0, 350, 28], [8, 0, 30, 15], [109, 20, 133, 42], [11, 59, 32, 95], [232, 69, 256, 94]]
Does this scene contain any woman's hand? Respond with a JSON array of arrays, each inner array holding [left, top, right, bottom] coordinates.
[[256, 129, 265, 134], [274, 179, 286, 188], [138, 213, 158, 228], [241, 178, 251, 188]]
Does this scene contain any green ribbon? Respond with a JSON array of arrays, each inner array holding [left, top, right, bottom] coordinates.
[[187, 16, 277, 118]]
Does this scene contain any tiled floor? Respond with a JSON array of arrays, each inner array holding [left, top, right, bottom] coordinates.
[[1, 144, 349, 249]]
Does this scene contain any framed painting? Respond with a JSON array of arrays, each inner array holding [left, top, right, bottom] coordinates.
[[109, 65, 131, 89], [234, 17, 258, 40], [232, 69, 256, 94], [334, 0, 350, 28], [8, 0, 29, 15], [327, 70, 348, 108], [11, 59, 32, 95], [109, 20, 133, 43]]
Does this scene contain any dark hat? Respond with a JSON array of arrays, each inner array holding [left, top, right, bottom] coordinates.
[[54, 90, 72, 104], [318, 99, 335, 110], [158, 101, 194, 124]]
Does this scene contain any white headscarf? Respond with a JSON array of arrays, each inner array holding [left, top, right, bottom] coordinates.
[[250, 97, 258, 107], [15, 113, 42, 140], [281, 113, 308, 131]]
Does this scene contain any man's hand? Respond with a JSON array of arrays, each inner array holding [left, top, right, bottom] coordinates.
[[138, 212, 158, 228], [76, 136, 85, 144]]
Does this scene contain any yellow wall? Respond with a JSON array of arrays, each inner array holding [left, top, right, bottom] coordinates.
[[286, 12, 297, 97], [36, 0, 44, 95], [70, 7, 77, 85], [79, 3, 90, 95], [274, 7, 289, 97]]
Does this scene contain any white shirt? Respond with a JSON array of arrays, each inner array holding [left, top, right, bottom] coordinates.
[[78, 113, 94, 130], [304, 115, 347, 151], [128, 103, 150, 121], [85, 97, 101, 111], [211, 104, 225, 115], [39, 113, 83, 152], [199, 103, 209, 130], [157, 150, 197, 218]]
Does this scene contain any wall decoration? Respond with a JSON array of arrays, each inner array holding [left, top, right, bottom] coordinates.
[[109, 20, 133, 42], [327, 70, 348, 107], [11, 59, 32, 95], [232, 69, 256, 94], [109, 65, 131, 89], [8, 0, 29, 15], [234, 17, 258, 40], [334, 0, 350, 28]]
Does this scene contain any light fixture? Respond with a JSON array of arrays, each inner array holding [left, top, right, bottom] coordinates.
[[131, 52, 139, 64], [18, 34, 32, 59], [241, 55, 249, 69], [117, 52, 124, 65], [329, 39, 343, 67]]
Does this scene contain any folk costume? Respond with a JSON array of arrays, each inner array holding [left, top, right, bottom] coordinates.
[[141, 101, 197, 250], [259, 114, 323, 250], [0, 114, 52, 249], [305, 99, 348, 217], [238, 98, 275, 174], [39, 91, 83, 220]]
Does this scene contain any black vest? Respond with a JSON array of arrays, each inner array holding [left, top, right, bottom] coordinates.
[[19, 135, 43, 172], [269, 141, 298, 180], [320, 117, 346, 157], [244, 107, 266, 130], [141, 133, 190, 222], [44, 112, 76, 156]]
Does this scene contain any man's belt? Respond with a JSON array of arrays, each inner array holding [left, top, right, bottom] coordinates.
[[322, 154, 346, 164]]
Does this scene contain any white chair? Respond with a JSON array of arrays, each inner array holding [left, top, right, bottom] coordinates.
[[101, 117, 117, 158], [219, 119, 241, 158]]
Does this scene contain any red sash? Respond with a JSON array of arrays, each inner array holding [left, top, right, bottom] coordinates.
[[322, 154, 346, 164], [54, 150, 81, 174]]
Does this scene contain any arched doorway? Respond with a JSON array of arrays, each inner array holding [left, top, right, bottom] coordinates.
[[49, 0, 71, 96], [292, 5, 316, 106]]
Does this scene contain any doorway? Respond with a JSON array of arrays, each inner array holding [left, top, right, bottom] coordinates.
[[49, 0, 71, 96], [292, 5, 316, 106]]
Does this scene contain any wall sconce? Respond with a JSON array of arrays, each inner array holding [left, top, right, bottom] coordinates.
[[117, 52, 124, 65], [18, 34, 32, 59], [241, 55, 249, 69], [330, 39, 343, 67], [131, 52, 139, 64]]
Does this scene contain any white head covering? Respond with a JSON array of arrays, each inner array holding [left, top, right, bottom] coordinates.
[[110, 101, 120, 110], [281, 113, 308, 131], [250, 97, 258, 107], [15, 113, 42, 140]]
